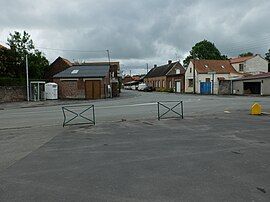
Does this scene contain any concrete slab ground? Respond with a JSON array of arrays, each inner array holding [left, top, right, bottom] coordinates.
[[0, 112, 269, 201]]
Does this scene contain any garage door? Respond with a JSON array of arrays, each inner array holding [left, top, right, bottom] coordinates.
[[243, 82, 261, 94], [85, 80, 101, 99]]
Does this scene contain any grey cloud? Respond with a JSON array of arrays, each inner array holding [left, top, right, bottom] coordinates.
[[0, 0, 270, 73]]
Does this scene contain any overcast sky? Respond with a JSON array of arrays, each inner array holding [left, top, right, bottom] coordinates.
[[1, 0, 270, 75]]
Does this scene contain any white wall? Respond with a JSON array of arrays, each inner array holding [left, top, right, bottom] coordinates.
[[245, 55, 268, 73], [185, 62, 198, 93], [232, 55, 268, 74], [185, 62, 239, 94], [233, 77, 270, 95]]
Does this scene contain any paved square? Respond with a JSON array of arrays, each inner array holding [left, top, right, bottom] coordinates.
[[0, 111, 269, 201]]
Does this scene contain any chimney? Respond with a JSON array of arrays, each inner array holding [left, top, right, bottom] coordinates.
[[168, 60, 172, 64], [154, 64, 157, 68]]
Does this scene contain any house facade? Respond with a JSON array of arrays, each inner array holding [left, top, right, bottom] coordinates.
[[53, 65, 110, 99], [230, 54, 269, 74], [185, 60, 240, 94], [144, 60, 186, 93]]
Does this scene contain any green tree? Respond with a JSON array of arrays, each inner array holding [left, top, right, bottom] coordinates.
[[266, 49, 270, 62], [183, 40, 227, 67], [239, 52, 253, 57], [5, 31, 49, 79]]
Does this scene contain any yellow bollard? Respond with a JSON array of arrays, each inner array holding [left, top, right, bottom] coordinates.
[[251, 103, 262, 115]]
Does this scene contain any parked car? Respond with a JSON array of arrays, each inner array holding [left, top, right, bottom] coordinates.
[[138, 83, 154, 92]]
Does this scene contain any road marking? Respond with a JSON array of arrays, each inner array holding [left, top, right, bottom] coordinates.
[[96, 102, 157, 109]]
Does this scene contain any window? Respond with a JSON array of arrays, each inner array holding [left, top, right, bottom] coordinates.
[[156, 81, 158, 87], [239, 64, 244, 71], [188, 79, 193, 87], [176, 69, 180, 74], [206, 78, 210, 82], [190, 68, 192, 73], [71, 70, 79, 74], [162, 80, 165, 88], [169, 81, 172, 88]]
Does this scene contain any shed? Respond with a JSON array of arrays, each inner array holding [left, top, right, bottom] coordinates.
[[53, 65, 110, 99], [232, 72, 270, 95]]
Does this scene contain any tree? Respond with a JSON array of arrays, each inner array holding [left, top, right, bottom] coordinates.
[[183, 40, 227, 67], [266, 49, 270, 62], [3, 31, 49, 79], [239, 52, 253, 57]]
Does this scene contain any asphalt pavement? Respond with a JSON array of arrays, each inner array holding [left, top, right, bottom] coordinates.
[[1, 90, 270, 129], [0, 113, 270, 201], [0, 91, 270, 201]]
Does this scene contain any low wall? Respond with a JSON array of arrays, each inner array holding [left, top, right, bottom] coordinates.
[[0, 86, 26, 102]]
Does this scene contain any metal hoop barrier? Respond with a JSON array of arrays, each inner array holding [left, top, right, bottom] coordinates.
[[157, 101, 184, 120], [62, 105, 96, 127]]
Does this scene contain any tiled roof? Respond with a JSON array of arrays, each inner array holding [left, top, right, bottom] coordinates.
[[53, 65, 109, 78], [230, 55, 254, 64], [233, 72, 270, 81], [145, 62, 185, 78], [0, 44, 8, 49], [192, 59, 238, 74]]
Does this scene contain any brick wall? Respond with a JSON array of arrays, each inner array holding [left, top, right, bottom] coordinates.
[[0, 86, 26, 102]]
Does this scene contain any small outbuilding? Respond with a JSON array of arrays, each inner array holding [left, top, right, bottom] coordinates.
[[232, 72, 270, 95], [53, 65, 110, 99]]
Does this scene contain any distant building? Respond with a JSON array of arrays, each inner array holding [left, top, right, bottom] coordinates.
[[185, 60, 240, 94], [46, 57, 72, 80], [230, 54, 268, 74], [144, 60, 186, 93]]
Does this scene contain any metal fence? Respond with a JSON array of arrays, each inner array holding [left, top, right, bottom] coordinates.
[[157, 101, 184, 120], [62, 104, 95, 127]]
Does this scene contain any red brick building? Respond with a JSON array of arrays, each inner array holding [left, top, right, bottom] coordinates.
[[53, 65, 110, 99], [144, 61, 186, 93]]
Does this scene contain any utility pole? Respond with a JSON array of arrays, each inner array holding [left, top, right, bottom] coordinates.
[[193, 54, 196, 94], [146, 63, 149, 74], [26, 55, 30, 101]]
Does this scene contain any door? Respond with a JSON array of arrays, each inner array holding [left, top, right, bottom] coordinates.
[[243, 82, 261, 94], [175, 81, 181, 93], [85, 80, 101, 99], [200, 82, 212, 94]]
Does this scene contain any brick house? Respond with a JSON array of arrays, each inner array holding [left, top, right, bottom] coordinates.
[[144, 61, 186, 93], [45, 57, 72, 80], [53, 65, 110, 99], [47, 57, 121, 97]]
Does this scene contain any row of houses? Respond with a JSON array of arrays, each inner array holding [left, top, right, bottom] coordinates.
[[131, 54, 270, 95]]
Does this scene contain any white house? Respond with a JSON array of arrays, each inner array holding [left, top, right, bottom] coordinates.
[[230, 54, 269, 74], [185, 59, 241, 94]]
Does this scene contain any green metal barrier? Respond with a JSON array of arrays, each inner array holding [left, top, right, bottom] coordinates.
[[62, 104, 95, 127], [157, 101, 184, 120]]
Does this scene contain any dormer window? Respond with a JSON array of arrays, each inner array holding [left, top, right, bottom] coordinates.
[[71, 70, 79, 74], [221, 65, 225, 69], [204, 65, 208, 68]]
